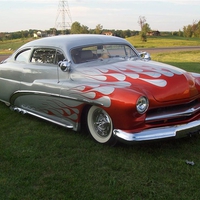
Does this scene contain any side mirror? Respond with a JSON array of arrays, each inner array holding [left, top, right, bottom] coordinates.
[[58, 60, 71, 72], [139, 52, 151, 61]]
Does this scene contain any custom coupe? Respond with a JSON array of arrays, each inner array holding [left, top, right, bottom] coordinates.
[[1, 34, 200, 145]]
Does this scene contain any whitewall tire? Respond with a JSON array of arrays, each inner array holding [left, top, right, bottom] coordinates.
[[87, 106, 116, 145]]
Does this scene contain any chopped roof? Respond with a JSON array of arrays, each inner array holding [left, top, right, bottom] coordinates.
[[20, 34, 129, 51]]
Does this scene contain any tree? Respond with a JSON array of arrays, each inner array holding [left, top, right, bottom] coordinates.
[[138, 16, 146, 30], [193, 21, 200, 37], [70, 21, 82, 34], [183, 25, 193, 37], [140, 31, 147, 42], [178, 29, 183, 37], [183, 20, 200, 38], [81, 25, 89, 34], [70, 21, 90, 34], [138, 16, 151, 42], [0, 32, 5, 41], [124, 29, 131, 38], [94, 24, 103, 34], [114, 30, 125, 38], [142, 23, 151, 33]]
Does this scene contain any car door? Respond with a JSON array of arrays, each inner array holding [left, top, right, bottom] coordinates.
[[21, 48, 60, 91], [0, 48, 31, 103], [13, 48, 67, 113]]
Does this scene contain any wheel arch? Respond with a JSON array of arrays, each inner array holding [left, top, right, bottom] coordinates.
[[80, 104, 91, 131]]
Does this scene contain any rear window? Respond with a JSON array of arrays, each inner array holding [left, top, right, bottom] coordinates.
[[15, 49, 31, 62]]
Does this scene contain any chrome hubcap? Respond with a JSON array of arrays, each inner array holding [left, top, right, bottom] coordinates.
[[93, 109, 111, 137]]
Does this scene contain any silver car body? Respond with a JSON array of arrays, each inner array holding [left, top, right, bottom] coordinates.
[[1, 34, 200, 144]]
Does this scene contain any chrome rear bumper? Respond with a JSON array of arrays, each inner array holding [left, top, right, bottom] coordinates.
[[113, 120, 200, 143]]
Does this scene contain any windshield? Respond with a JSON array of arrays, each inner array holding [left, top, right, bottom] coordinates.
[[71, 44, 138, 64]]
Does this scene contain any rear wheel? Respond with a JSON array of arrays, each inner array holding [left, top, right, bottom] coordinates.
[[87, 106, 117, 145]]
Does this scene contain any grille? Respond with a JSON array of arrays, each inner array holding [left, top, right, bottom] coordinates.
[[146, 99, 200, 125]]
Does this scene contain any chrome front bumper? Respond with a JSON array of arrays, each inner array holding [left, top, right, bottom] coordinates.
[[113, 120, 200, 143]]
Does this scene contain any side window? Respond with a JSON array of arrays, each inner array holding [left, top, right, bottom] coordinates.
[[71, 46, 98, 64], [125, 46, 137, 57], [55, 50, 65, 64], [31, 48, 56, 64], [15, 49, 31, 62]]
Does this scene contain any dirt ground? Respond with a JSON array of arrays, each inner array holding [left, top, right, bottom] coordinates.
[[0, 55, 10, 62]]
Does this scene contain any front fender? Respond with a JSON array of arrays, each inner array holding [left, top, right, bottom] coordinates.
[[99, 88, 147, 130]]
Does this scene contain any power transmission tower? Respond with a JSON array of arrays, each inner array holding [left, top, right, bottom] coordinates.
[[54, 0, 72, 34]]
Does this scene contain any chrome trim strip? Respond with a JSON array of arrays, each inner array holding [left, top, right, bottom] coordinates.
[[12, 107, 74, 129], [0, 99, 10, 106], [113, 120, 200, 143], [146, 104, 200, 122], [10, 90, 103, 106]]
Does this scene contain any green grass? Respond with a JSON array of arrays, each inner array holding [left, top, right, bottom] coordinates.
[[152, 50, 200, 72], [1, 50, 200, 199], [1, 104, 200, 200], [127, 35, 200, 48], [0, 38, 34, 54]]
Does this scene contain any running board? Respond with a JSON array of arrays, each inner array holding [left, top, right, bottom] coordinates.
[[11, 106, 74, 129]]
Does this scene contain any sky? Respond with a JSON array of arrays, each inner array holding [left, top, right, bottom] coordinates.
[[0, 0, 200, 32]]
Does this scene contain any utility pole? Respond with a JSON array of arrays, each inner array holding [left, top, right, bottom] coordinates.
[[54, 0, 72, 35]]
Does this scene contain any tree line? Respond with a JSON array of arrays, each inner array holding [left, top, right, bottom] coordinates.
[[0, 22, 139, 41], [137, 17, 200, 40], [183, 20, 200, 38], [1, 18, 200, 41], [70, 22, 139, 38]]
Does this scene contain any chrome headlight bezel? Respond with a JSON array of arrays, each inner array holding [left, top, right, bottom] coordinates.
[[136, 96, 149, 114]]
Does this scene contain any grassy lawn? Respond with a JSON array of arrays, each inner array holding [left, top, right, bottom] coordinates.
[[152, 50, 200, 72], [0, 38, 34, 55], [127, 35, 200, 48], [1, 40, 200, 199], [1, 102, 200, 200]]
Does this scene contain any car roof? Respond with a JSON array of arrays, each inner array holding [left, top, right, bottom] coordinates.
[[20, 34, 131, 52]]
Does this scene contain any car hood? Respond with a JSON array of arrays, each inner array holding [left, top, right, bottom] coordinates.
[[71, 59, 200, 102]]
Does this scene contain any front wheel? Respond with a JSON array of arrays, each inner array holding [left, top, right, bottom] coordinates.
[[87, 106, 117, 145]]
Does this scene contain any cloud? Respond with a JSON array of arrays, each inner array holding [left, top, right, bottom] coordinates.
[[0, 0, 199, 32]]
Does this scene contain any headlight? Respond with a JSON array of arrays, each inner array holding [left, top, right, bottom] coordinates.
[[136, 96, 149, 114]]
